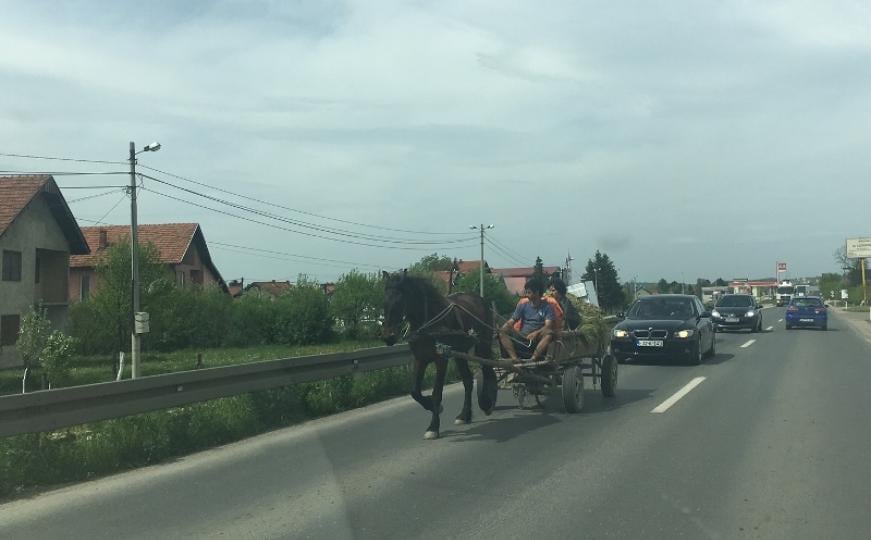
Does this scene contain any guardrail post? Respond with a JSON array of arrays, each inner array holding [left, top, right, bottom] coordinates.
[[196, 353, 203, 369]]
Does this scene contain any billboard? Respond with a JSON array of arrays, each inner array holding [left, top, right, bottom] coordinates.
[[846, 238, 871, 258], [777, 262, 787, 272]]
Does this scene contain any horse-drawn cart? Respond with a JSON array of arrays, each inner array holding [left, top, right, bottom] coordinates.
[[440, 326, 618, 414]]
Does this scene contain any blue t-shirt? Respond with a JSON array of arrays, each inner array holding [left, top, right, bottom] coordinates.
[[512, 300, 555, 336]]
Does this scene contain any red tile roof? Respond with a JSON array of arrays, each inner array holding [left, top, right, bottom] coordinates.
[[71, 223, 199, 268], [0, 175, 89, 253], [246, 281, 293, 296], [492, 266, 561, 278], [456, 260, 489, 273]]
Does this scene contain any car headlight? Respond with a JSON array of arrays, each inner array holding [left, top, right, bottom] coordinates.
[[674, 329, 695, 339], [613, 329, 629, 338], [745, 310, 755, 317], [711, 310, 721, 318]]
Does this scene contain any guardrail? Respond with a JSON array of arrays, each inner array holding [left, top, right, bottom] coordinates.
[[0, 345, 412, 438]]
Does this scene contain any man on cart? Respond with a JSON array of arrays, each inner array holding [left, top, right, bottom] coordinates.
[[499, 278, 557, 362]]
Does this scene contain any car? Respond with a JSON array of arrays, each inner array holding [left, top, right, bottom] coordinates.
[[711, 294, 763, 332], [610, 294, 715, 365], [785, 296, 828, 330]]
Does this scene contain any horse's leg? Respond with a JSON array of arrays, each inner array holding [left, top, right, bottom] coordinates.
[[453, 358, 473, 425], [409, 355, 433, 411], [424, 355, 448, 440]]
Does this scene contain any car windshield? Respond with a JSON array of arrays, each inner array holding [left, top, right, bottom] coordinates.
[[792, 298, 823, 307], [716, 296, 753, 307], [627, 298, 695, 320], [777, 286, 795, 294]]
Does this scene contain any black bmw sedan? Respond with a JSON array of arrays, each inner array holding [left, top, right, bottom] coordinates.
[[610, 294, 715, 365], [711, 294, 763, 332]]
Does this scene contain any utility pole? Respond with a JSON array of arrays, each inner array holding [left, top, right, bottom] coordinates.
[[128, 141, 161, 379], [470, 224, 494, 298], [129, 142, 141, 379]]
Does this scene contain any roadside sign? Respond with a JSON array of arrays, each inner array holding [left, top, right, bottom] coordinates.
[[841, 289, 849, 300], [846, 238, 871, 258], [777, 262, 787, 272], [135, 312, 150, 334]]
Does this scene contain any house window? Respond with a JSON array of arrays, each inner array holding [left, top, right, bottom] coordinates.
[[81, 273, 91, 301], [190, 269, 203, 285], [0, 314, 21, 346], [177, 271, 186, 287], [2, 250, 22, 282]]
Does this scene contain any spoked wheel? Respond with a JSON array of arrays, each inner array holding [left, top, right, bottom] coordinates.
[[561, 365, 584, 413], [601, 354, 618, 398]]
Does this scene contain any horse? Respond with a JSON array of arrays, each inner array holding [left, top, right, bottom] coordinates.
[[381, 270, 497, 440]]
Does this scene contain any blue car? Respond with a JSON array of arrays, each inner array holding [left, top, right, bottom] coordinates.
[[785, 296, 828, 331]]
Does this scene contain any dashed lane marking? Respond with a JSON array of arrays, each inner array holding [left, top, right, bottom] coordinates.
[[651, 377, 707, 414]]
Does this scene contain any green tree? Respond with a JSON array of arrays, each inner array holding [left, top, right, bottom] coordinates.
[[835, 246, 862, 286], [331, 270, 382, 338], [819, 272, 843, 301], [17, 307, 75, 387], [656, 278, 669, 293], [714, 278, 728, 287], [533, 257, 546, 284], [454, 271, 516, 315], [408, 253, 454, 274], [581, 251, 624, 311]]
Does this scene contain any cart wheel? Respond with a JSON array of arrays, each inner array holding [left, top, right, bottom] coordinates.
[[475, 368, 498, 415], [601, 353, 618, 398], [561, 365, 584, 413]]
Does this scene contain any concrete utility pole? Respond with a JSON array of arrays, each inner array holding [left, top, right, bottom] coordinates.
[[470, 224, 494, 298], [129, 141, 161, 378]]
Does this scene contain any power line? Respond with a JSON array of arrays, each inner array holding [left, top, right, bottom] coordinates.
[[211, 245, 377, 272], [485, 237, 528, 266], [142, 186, 479, 251], [138, 163, 471, 236], [93, 193, 128, 225], [139, 173, 476, 246], [0, 151, 125, 165], [66, 189, 125, 204], [210, 241, 383, 269], [0, 170, 128, 176], [488, 234, 530, 265], [58, 185, 128, 189]]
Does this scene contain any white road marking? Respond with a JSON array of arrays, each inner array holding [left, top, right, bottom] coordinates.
[[651, 377, 706, 414], [740, 339, 756, 348], [765, 326, 774, 331], [778, 318, 784, 322]]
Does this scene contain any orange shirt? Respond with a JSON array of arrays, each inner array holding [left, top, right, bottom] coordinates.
[[513, 296, 564, 332]]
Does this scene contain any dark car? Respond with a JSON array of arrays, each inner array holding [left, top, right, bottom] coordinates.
[[785, 296, 828, 330], [711, 294, 763, 332], [610, 294, 715, 365]]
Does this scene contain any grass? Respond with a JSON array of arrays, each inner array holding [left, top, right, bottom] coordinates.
[[0, 360, 458, 500], [0, 339, 383, 396]]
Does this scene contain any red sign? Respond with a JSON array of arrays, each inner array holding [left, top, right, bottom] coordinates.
[[777, 262, 787, 272]]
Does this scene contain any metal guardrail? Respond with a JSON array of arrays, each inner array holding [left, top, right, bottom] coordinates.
[[0, 345, 412, 438]]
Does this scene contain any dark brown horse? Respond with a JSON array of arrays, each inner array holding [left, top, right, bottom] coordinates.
[[381, 270, 497, 440]]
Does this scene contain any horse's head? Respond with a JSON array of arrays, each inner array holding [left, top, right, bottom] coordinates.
[[381, 270, 407, 346]]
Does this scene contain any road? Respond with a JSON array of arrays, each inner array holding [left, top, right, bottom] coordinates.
[[3, 307, 871, 539]]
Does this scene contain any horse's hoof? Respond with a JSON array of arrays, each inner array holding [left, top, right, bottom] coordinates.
[[424, 431, 440, 440], [454, 418, 469, 425]]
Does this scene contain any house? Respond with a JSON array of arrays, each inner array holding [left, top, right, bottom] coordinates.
[[244, 280, 292, 299], [227, 279, 245, 298], [69, 223, 227, 301], [320, 282, 336, 296], [0, 175, 89, 368], [491, 265, 561, 296]]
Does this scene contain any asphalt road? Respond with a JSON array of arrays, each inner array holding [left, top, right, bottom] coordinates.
[[4, 307, 871, 539]]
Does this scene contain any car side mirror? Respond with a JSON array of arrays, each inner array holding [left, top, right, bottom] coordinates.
[[700, 311, 712, 318], [824, 304, 830, 308], [617, 312, 625, 320]]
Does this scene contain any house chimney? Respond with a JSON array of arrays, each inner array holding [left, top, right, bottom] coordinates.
[[99, 229, 108, 249]]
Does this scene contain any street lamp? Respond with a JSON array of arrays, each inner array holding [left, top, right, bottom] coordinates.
[[469, 224, 494, 297], [129, 141, 161, 379]]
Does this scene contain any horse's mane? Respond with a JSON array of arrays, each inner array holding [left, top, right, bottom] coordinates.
[[391, 274, 450, 328]]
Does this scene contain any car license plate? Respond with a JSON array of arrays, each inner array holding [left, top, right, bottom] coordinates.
[[799, 318, 814, 323], [637, 339, 664, 347], [726, 317, 739, 323]]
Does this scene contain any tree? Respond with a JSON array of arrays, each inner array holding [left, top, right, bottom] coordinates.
[[533, 257, 546, 284], [581, 250, 624, 311], [409, 253, 454, 274], [69, 239, 172, 354], [714, 278, 728, 287], [835, 246, 862, 286], [454, 271, 516, 315], [17, 307, 75, 388], [331, 270, 383, 338], [657, 278, 669, 294], [819, 272, 843, 300]]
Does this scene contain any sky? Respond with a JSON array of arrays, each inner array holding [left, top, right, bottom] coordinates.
[[1, 0, 870, 284]]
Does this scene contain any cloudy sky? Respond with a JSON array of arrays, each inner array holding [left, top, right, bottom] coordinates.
[[2, 0, 869, 283]]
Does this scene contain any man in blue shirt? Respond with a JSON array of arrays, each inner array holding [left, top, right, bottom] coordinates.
[[499, 278, 555, 361]]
